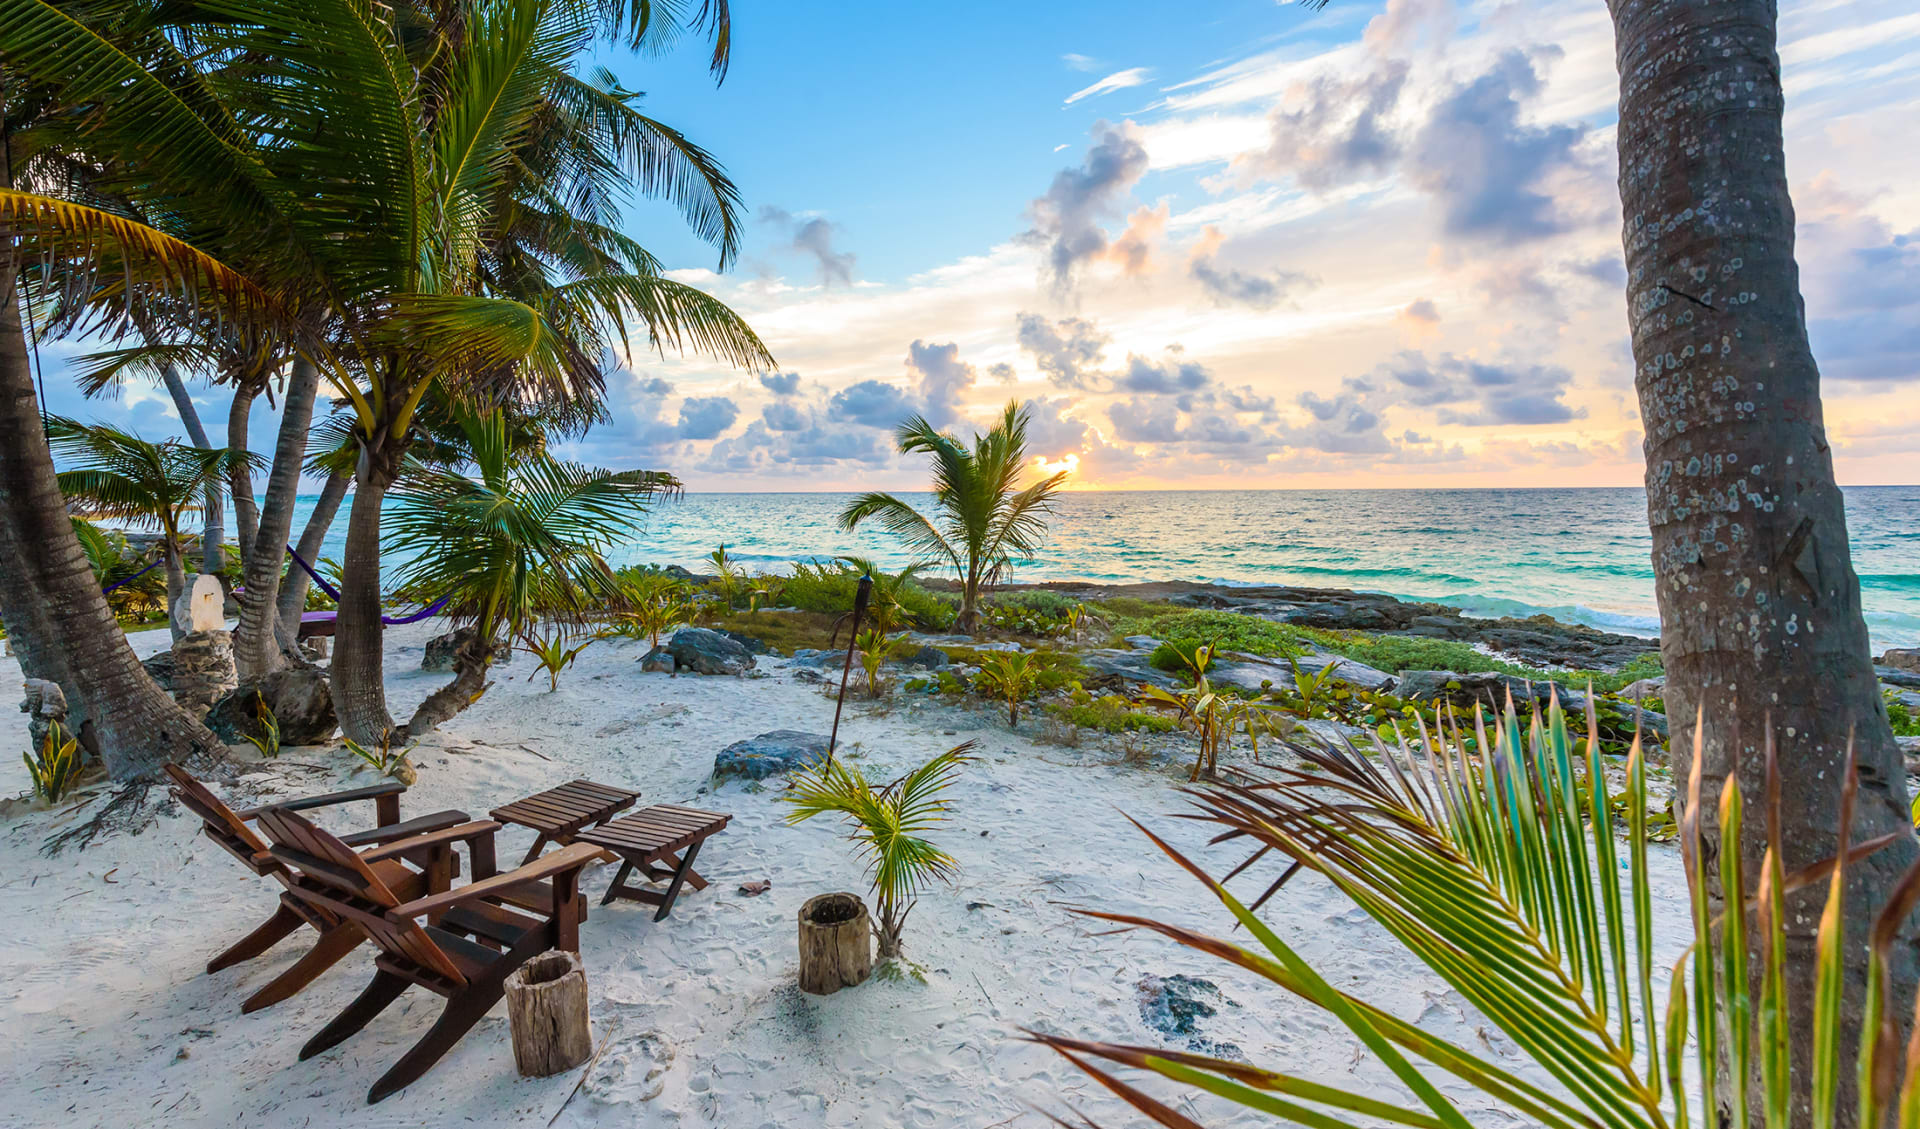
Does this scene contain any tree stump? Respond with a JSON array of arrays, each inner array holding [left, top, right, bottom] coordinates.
[[502, 950, 592, 1077], [798, 892, 872, 995]]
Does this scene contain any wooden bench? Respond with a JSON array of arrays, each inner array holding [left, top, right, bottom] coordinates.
[[577, 804, 730, 920], [489, 778, 641, 865]]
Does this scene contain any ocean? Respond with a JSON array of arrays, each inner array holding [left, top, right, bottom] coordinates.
[[285, 486, 1920, 652]]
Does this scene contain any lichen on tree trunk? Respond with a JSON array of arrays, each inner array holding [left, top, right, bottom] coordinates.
[[1609, 0, 1917, 1121]]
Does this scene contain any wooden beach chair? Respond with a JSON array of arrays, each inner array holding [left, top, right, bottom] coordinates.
[[164, 765, 472, 1012], [577, 804, 730, 920], [253, 806, 600, 1104]]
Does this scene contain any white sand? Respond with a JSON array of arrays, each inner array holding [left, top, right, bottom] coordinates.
[[1, 621, 1694, 1127]]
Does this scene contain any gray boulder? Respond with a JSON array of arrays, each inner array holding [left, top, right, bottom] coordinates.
[[640, 647, 676, 674], [891, 645, 951, 671], [1124, 635, 1162, 652], [1395, 670, 1556, 713], [716, 628, 772, 655], [1081, 649, 1183, 691], [666, 628, 756, 676], [206, 667, 336, 747], [1211, 651, 1396, 693], [1882, 648, 1920, 674], [421, 627, 507, 672], [1618, 676, 1666, 700], [714, 730, 830, 781], [1881, 666, 1920, 690]]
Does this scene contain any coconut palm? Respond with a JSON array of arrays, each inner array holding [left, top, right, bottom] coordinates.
[[838, 401, 1067, 633], [783, 742, 977, 959], [1292, 0, 1919, 1104], [1038, 700, 1920, 1129], [383, 407, 679, 737], [0, 0, 773, 747], [48, 418, 261, 638]]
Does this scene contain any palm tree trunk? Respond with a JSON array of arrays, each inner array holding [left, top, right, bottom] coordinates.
[[333, 451, 399, 744], [234, 356, 320, 679], [402, 631, 494, 737], [0, 264, 224, 780], [159, 363, 225, 574], [276, 471, 349, 631], [162, 536, 186, 642], [1610, 0, 1916, 1120], [226, 382, 260, 572]]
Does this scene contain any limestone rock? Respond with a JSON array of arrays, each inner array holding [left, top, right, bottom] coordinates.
[[665, 628, 755, 676], [640, 647, 676, 674], [20, 679, 69, 751], [890, 645, 950, 671], [713, 730, 829, 781], [176, 574, 227, 632], [422, 627, 508, 672], [141, 651, 177, 692], [1080, 650, 1182, 692], [206, 668, 336, 747], [1394, 670, 1555, 713], [171, 630, 236, 720], [1882, 649, 1920, 674], [715, 629, 771, 655], [1619, 677, 1666, 700]]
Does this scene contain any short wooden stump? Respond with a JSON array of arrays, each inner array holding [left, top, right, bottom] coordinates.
[[798, 892, 872, 995], [503, 950, 592, 1077]]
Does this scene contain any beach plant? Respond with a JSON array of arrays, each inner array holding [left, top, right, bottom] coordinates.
[[706, 546, 751, 608], [1271, 655, 1346, 719], [242, 699, 282, 759], [24, 721, 85, 804], [747, 576, 786, 613], [1035, 699, 1912, 1129], [520, 627, 599, 692], [1133, 647, 1283, 780], [1885, 689, 1919, 738], [783, 742, 977, 959], [1048, 692, 1183, 736], [608, 572, 696, 647], [386, 408, 675, 728], [1150, 638, 1217, 679], [341, 731, 416, 786], [975, 652, 1040, 727], [855, 627, 903, 697], [783, 559, 955, 632], [838, 402, 1069, 633]]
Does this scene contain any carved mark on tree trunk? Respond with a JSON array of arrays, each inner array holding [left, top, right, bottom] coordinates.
[[1656, 282, 1718, 312], [1776, 515, 1821, 605]]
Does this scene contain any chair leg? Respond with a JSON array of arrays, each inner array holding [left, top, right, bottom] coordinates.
[[654, 840, 704, 922], [600, 859, 636, 907], [241, 923, 362, 1014], [207, 903, 306, 974], [300, 970, 409, 1061], [366, 982, 502, 1104]]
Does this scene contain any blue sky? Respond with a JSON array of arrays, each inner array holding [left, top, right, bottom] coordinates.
[[40, 0, 1920, 491]]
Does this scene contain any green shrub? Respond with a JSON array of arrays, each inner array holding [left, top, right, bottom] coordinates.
[[940, 647, 1085, 692], [782, 560, 957, 630], [1112, 609, 1308, 661], [24, 721, 84, 803], [1047, 693, 1181, 734], [1888, 688, 1920, 737]]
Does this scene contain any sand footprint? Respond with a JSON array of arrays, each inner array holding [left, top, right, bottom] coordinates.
[[587, 1030, 676, 1105]]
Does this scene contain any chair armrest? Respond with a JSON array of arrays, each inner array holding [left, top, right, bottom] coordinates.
[[359, 820, 502, 863], [236, 781, 406, 820], [338, 809, 472, 848], [391, 842, 601, 920]]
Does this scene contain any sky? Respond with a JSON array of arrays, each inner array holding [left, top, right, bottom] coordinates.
[[37, 0, 1920, 491]]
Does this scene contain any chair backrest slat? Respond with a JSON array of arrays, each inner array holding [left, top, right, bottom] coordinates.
[[164, 764, 268, 856], [254, 807, 465, 988]]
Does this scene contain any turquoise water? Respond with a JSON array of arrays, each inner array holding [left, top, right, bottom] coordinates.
[[286, 486, 1920, 650]]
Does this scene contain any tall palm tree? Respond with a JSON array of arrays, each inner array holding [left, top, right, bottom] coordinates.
[[384, 407, 676, 737], [47, 418, 260, 637], [0, 0, 772, 747], [839, 401, 1067, 633]]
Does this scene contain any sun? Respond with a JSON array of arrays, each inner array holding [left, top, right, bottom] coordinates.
[[1032, 452, 1080, 476]]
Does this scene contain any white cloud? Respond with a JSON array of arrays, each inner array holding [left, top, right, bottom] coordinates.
[[1064, 67, 1153, 105]]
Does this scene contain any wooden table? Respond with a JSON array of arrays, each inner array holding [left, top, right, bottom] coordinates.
[[489, 779, 641, 866], [576, 805, 730, 921]]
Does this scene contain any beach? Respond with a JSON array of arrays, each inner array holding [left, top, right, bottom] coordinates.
[[2, 613, 1698, 1128]]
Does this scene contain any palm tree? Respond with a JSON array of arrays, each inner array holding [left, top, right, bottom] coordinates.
[[0, 0, 773, 746], [383, 408, 679, 738], [782, 742, 977, 959], [47, 418, 260, 638], [838, 402, 1067, 633]]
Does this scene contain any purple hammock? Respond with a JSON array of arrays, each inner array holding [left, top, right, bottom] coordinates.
[[285, 545, 452, 638]]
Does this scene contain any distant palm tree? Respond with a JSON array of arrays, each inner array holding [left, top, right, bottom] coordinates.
[[839, 402, 1067, 633], [383, 408, 680, 738], [49, 419, 261, 639]]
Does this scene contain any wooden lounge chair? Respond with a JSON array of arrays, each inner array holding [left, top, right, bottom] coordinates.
[[253, 806, 600, 1104], [164, 765, 471, 1012]]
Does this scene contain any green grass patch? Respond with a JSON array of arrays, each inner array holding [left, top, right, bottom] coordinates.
[[1046, 694, 1182, 734], [1108, 609, 1308, 661], [708, 609, 843, 656], [939, 646, 1087, 692]]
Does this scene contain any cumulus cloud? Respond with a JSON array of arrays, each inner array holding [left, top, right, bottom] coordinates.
[[1118, 354, 1210, 395], [828, 379, 918, 429], [759, 372, 801, 396], [1016, 312, 1111, 389], [676, 396, 740, 440], [1405, 49, 1587, 243], [761, 399, 808, 432], [904, 339, 978, 426], [1795, 175, 1920, 386], [1026, 121, 1151, 296], [1373, 350, 1587, 425], [588, 369, 740, 455], [1242, 63, 1409, 190], [1065, 67, 1152, 105], [1397, 298, 1442, 331], [1187, 226, 1315, 310], [704, 419, 894, 473], [759, 206, 856, 287]]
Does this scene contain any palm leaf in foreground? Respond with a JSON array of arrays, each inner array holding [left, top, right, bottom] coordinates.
[[1033, 696, 1920, 1129]]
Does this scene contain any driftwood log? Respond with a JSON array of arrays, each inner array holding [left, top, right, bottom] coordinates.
[[503, 950, 592, 1077], [798, 892, 872, 995]]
